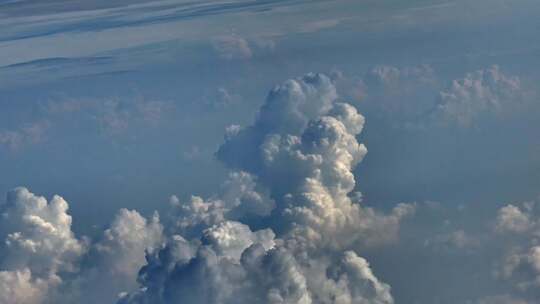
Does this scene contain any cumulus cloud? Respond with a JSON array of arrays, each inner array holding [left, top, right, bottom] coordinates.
[[218, 73, 414, 251], [7, 70, 536, 304], [490, 200, 540, 299], [72, 209, 164, 303], [0, 187, 86, 304], [0, 269, 49, 304], [429, 65, 526, 127], [382, 198, 540, 303], [495, 204, 534, 234], [334, 65, 536, 130], [0, 187, 170, 304], [167, 171, 275, 238], [116, 73, 414, 304]]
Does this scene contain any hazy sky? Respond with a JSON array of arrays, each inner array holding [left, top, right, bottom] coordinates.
[[1, 1, 540, 304]]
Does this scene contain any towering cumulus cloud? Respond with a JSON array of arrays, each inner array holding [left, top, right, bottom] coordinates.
[[119, 73, 413, 304], [0, 73, 413, 304]]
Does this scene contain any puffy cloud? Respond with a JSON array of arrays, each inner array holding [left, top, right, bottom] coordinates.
[[0, 73, 423, 304], [120, 229, 393, 304], [430, 65, 525, 127], [118, 222, 282, 304], [0, 187, 86, 304], [202, 221, 275, 260], [0, 187, 85, 277], [0, 269, 49, 304], [491, 201, 540, 298], [495, 204, 534, 234], [118, 73, 410, 304], [219, 73, 413, 251], [334, 65, 536, 130], [94, 209, 163, 277], [217, 74, 337, 168], [71, 209, 164, 303], [326, 251, 393, 304], [168, 171, 275, 237], [0, 188, 169, 304]]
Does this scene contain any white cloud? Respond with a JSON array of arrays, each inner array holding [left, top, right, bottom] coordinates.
[[218, 73, 414, 251], [496, 204, 533, 234], [491, 200, 540, 297], [430, 65, 525, 128], [0, 187, 86, 304], [0, 269, 49, 304], [117, 73, 413, 304], [78, 209, 164, 301], [212, 35, 253, 60], [203, 87, 242, 109]]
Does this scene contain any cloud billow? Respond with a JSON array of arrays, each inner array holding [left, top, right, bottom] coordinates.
[[0, 73, 411, 304], [118, 73, 411, 304]]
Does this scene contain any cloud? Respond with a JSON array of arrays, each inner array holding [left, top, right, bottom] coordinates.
[[0, 187, 170, 304], [114, 73, 414, 304], [0, 187, 86, 304], [490, 200, 540, 299], [429, 65, 526, 128], [495, 204, 534, 234], [167, 171, 275, 239], [212, 35, 253, 60], [335, 65, 537, 130], [4, 70, 536, 304], [97, 98, 172, 135], [0, 269, 49, 304], [45, 95, 173, 136], [211, 34, 276, 61], [0, 121, 49, 151], [73, 209, 164, 303], [12, 70, 540, 304], [203, 87, 242, 109], [218, 73, 414, 250], [333, 65, 439, 126]]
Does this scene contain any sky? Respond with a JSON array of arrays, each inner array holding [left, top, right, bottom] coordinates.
[[0, 0, 540, 303]]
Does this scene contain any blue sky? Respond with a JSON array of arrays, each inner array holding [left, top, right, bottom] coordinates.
[[1, 1, 540, 303]]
